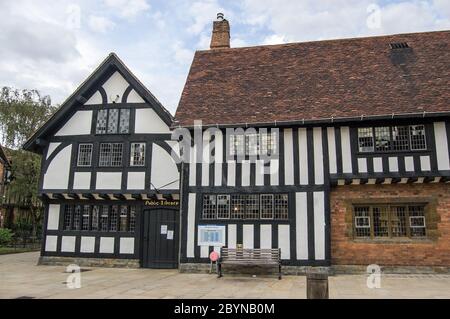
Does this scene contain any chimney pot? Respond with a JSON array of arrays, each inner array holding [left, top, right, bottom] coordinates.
[[210, 13, 230, 49]]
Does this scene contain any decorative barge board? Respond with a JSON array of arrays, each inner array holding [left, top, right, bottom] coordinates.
[[23, 53, 180, 268], [174, 16, 450, 272]]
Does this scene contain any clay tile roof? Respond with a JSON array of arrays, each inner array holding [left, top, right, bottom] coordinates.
[[174, 30, 450, 127]]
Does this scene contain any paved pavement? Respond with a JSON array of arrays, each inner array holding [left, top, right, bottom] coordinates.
[[0, 252, 449, 299]]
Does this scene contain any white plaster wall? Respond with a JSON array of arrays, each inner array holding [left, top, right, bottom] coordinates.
[[295, 192, 308, 260], [270, 159, 279, 186], [120, 238, 135, 254], [84, 91, 102, 105], [200, 245, 209, 258], [102, 71, 129, 103], [389, 157, 399, 172], [99, 237, 115, 254], [43, 145, 72, 190], [341, 126, 352, 173], [327, 127, 337, 174], [298, 128, 309, 185], [243, 225, 254, 249], [227, 224, 237, 248], [260, 225, 272, 249], [241, 160, 250, 186], [278, 224, 290, 260], [433, 122, 450, 170], [46, 142, 61, 159], [61, 236, 76, 252], [189, 144, 197, 186], [255, 160, 264, 186], [420, 156, 431, 171], [151, 144, 179, 190], [358, 158, 368, 173], [284, 129, 294, 185], [135, 108, 170, 134], [96, 172, 122, 190], [127, 172, 145, 190], [313, 127, 324, 185], [186, 193, 196, 258], [373, 157, 383, 173], [80, 237, 95, 253], [227, 161, 236, 186], [45, 236, 57, 252], [55, 111, 92, 136], [47, 204, 60, 230], [73, 172, 91, 190], [313, 192, 325, 260], [405, 156, 414, 172], [126, 89, 145, 103]]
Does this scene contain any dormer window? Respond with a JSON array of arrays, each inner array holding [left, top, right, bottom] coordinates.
[[95, 108, 130, 134]]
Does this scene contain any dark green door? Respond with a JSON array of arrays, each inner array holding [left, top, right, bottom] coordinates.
[[142, 209, 179, 268]]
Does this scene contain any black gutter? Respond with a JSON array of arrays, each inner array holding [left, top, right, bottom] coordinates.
[[171, 111, 450, 129]]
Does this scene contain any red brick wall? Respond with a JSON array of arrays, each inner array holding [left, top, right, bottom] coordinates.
[[330, 183, 450, 266]]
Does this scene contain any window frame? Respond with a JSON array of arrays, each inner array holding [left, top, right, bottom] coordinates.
[[230, 131, 278, 157], [95, 108, 131, 135], [357, 125, 428, 153], [62, 204, 138, 233], [130, 142, 146, 167], [77, 143, 93, 167], [352, 204, 427, 240], [98, 142, 123, 167], [201, 193, 289, 221]]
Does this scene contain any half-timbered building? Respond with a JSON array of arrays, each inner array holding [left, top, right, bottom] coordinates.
[[174, 16, 450, 271], [25, 15, 450, 272], [24, 53, 181, 268]]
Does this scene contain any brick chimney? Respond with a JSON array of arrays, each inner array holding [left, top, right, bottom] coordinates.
[[210, 13, 230, 49]]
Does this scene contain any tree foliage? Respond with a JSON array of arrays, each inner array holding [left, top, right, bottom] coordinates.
[[0, 87, 58, 236], [0, 87, 57, 149]]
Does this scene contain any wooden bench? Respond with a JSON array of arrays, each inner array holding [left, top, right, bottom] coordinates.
[[217, 248, 282, 279]]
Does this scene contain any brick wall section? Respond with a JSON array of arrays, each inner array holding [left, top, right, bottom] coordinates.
[[330, 183, 450, 266]]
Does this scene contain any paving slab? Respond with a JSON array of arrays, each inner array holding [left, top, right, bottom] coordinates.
[[0, 252, 449, 299]]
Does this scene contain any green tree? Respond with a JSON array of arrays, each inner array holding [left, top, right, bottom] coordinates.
[[0, 87, 58, 237]]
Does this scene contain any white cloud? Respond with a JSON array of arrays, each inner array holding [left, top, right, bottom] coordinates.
[[88, 15, 116, 33], [241, 0, 450, 42], [262, 34, 288, 45], [186, 0, 226, 35], [104, 0, 150, 20], [1, 0, 449, 114]]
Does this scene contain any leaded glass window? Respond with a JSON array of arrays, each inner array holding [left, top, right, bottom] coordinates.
[[77, 144, 93, 167], [130, 142, 145, 166], [100, 206, 109, 232], [96, 109, 108, 134], [217, 195, 230, 219], [107, 108, 119, 134], [119, 109, 130, 133], [358, 128, 374, 152], [230, 194, 246, 219], [410, 125, 426, 150], [260, 194, 274, 219], [375, 127, 391, 151], [91, 205, 99, 231], [96, 108, 130, 135], [99, 143, 123, 167], [119, 206, 128, 232], [110, 205, 118, 231]]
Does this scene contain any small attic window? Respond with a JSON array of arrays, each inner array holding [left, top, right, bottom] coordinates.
[[390, 42, 409, 49]]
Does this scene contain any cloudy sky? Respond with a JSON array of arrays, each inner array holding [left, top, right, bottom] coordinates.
[[1, 0, 449, 114]]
